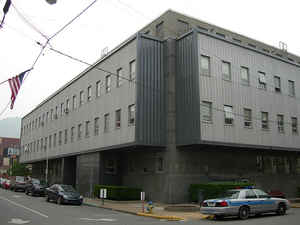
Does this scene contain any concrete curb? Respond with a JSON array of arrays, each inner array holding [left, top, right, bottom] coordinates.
[[83, 202, 138, 216], [137, 212, 184, 221]]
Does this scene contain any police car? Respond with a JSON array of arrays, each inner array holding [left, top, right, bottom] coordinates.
[[200, 188, 290, 219]]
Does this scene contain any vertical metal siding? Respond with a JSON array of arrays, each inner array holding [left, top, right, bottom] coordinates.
[[176, 32, 200, 145], [136, 34, 166, 146]]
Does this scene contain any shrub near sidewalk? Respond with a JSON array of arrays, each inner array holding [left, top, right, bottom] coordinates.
[[94, 185, 142, 201], [189, 182, 254, 202]]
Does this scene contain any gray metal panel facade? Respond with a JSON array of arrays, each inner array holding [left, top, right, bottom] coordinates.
[[21, 39, 137, 163], [197, 32, 300, 150], [136, 34, 166, 146], [176, 32, 200, 145]]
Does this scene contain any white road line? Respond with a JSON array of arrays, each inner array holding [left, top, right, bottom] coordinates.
[[79, 218, 117, 222], [0, 196, 48, 218]]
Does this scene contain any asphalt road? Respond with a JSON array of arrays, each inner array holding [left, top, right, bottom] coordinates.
[[0, 188, 299, 225]]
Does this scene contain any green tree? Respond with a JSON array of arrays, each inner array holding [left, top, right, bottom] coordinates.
[[8, 162, 31, 176]]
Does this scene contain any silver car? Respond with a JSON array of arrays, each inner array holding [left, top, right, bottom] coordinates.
[[200, 188, 290, 219]]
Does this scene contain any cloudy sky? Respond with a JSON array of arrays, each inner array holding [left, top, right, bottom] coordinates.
[[0, 0, 299, 120]]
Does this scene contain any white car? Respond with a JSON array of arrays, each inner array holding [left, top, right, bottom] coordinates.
[[200, 188, 290, 219]]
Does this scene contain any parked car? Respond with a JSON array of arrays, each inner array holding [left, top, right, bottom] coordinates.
[[200, 188, 290, 220], [45, 184, 83, 205], [268, 190, 286, 199], [3, 179, 11, 189], [25, 178, 47, 196], [10, 176, 26, 192]]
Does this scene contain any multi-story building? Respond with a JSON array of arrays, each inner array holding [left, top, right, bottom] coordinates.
[[0, 137, 20, 174], [20, 10, 300, 203]]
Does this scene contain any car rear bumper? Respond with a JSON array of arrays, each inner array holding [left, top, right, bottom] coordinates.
[[200, 207, 238, 216]]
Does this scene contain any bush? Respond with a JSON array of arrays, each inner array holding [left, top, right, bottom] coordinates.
[[189, 182, 254, 202], [94, 185, 142, 201]]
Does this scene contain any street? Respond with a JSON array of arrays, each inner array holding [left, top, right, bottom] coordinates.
[[1, 188, 300, 225]]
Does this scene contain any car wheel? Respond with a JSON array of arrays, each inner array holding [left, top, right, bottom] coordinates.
[[276, 203, 286, 216], [239, 206, 249, 220], [57, 197, 63, 205], [25, 189, 29, 195]]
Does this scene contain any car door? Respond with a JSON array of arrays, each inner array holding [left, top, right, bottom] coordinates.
[[244, 189, 260, 213], [253, 189, 276, 212], [48, 185, 57, 200]]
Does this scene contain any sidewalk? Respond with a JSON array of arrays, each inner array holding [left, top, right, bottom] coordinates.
[[83, 198, 300, 221]]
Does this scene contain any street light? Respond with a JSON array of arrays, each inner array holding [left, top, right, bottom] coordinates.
[[46, 0, 57, 5]]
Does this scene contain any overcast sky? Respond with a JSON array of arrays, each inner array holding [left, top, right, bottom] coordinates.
[[0, 0, 299, 120]]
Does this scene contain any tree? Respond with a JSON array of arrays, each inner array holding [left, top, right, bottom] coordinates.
[[8, 162, 31, 177]]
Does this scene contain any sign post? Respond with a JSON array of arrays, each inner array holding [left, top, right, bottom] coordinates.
[[141, 192, 145, 212], [100, 188, 107, 205]]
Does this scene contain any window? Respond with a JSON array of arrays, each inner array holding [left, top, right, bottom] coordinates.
[[72, 95, 77, 109], [288, 80, 295, 97], [79, 91, 84, 106], [222, 61, 231, 81], [177, 19, 189, 35], [115, 109, 121, 129], [87, 86, 92, 101], [38, 117, 41, 128], [244, 108, 252, 128], [58, 131, 62, 145], [71, 127, 75, 142], [49, 135, 52, 149], [104, 159, 116, 174], [64, 129, 68, 144], [36, 140, 39, 152], [201, 101, 212, 122], [96, 81, 101, 97], [51, 109, 53, 120], [105, 75, 111, 93], [44, 137, 47, 150], [85, 121, 90, 137], [116, 68, 122, 87], [46, 112, 49, 123], [78, 124, 82, 140], [60, 103, 64, 116], [128, 104, 135, 125], [277, 114, 284, 133], [200, 55, 210, 76], [157, 157, 164, 172], [53, 133, 56, 147], [224, 105, 234, 125], [104, 114, 109, 132], [292, 117, 298, 134], [258, 71, 266, 90], [130, 60, 136, 80], [55, 106, 58, 118], [94, 117, 99, 136], [40, 138, 43, 151], [241, 67, 249, 86], [245, 190, 257, 199], [253, 189, 269, 198], [66, 99, 70, 111], [261, 112, 269, 129], [274, 76, 281, 93]]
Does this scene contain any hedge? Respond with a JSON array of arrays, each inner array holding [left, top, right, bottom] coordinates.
[[189, 182, 254, 202], [94, 185, 142, 201]]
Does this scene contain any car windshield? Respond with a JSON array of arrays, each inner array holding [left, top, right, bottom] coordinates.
[[16, 176, 25, 182], [32, 179, 40, 184], [60, 185, 76, 192], [218, 190, 240, 199]]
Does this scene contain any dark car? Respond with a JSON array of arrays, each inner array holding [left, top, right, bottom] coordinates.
[[25, 179, 47, 196], [10, 176, 26, 192], [45, 184, 83, 205]]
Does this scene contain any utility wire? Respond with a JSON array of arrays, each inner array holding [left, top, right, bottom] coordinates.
[[0, 102, 10, 117], [49, 0, 98, 40], [11, 3, 49, 41]]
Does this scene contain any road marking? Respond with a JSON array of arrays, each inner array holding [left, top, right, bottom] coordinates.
[[79, 218, 117, 222], [8, 218, 30, 224], [13, 195, 22, 198], [0, 196, 48, 218]]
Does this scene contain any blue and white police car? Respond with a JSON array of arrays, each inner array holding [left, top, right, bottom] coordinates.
[[200, 188, 290, 219]]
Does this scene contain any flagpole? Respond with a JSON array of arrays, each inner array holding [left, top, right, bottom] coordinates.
[[0, 79, 8, 85]]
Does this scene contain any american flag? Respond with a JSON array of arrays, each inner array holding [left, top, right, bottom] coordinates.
[[8, 69, 31, 109]]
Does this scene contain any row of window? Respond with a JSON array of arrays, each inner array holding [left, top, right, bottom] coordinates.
[[22, 105, 136, 154], [202, 101, 298, 134], [21, 60, 136, 137], [200, 55, 296, 97]]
